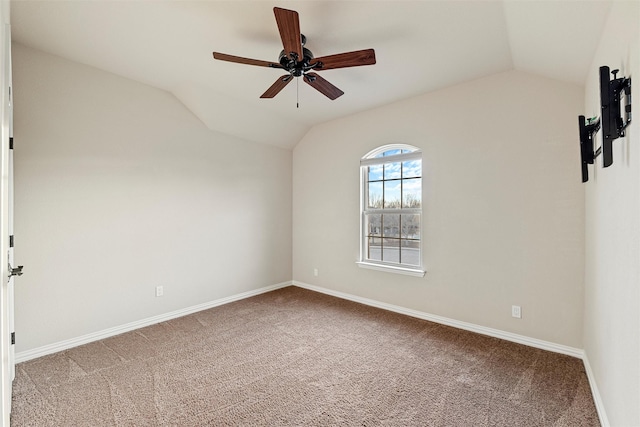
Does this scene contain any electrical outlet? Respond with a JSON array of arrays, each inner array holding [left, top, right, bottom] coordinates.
[[156, 286, 164, 297], [511, 305, 521, 319], [313, 268, 319, 277]]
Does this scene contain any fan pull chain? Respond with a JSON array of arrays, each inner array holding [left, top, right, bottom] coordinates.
[[296, 77, 299, 109]]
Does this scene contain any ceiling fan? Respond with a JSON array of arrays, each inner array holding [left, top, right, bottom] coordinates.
[[212, 7, 376, 101]]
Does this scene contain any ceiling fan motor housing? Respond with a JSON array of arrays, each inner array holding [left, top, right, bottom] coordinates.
[[279, 47, 314, 77]]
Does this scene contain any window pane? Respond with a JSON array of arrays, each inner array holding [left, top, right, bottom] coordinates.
[[366, 214, 381, 237], [368, 181, 383, 208], [368, 237, 382, 261], [362, 145, 422, 269], [382, 214, 400, 238], [383, 181, 401, 208], [382, 239, 400, 263], [400, 214, 420, 240], [402, 160, 421, 178], [384, 162, 401, 180], [400, 241, 420, 266], [402, 178, 421, 208], [368, 164, 383, 181], [383, 149, 402, 157]]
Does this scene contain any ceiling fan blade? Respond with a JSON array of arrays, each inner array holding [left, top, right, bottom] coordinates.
[[304, 73, 344, 100], [273, 7, 303, 61], [213, 52, 280, 68], [311, 49, 376, 71], [260, 75, 293, 98]]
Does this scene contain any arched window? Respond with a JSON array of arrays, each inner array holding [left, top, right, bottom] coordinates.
[[358, 144, 425, 276]]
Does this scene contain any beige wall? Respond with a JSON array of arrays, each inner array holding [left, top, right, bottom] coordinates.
[[12, 44, 292, 352], [10, 8, 640, 423], [293, 70, 585, 348], [583, 1, 640, 426]]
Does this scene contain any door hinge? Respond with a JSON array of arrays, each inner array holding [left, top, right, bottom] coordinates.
[[10, 332, 15, 345], [9, 235, 14, 248], [8, 263, 23, 278], [9, 137, 13, 150]]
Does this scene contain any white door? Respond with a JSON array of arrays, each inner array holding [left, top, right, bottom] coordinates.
[[1, 18, 15, 425], [6, 25, 15, 383]]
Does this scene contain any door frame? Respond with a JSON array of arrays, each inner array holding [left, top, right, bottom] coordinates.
[[6, 21, 14, 384], [1, 2, 13, 424]]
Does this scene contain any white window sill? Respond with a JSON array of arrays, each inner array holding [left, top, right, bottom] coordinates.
[[356, 261, 426, 277]]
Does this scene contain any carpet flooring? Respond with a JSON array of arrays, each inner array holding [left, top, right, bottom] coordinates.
[[11, 286, 600, 426]]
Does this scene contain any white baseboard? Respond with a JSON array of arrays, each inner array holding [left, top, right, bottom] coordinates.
[[15, 281, 292, 363], [18, 280, 583, 361], [293, 281, 611, 427], [582, 354, 609, 427], [292, 281, 584, 359], [17, 279, 607, 426], [293, 282, 611, 426]]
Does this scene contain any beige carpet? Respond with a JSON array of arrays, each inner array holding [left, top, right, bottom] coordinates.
[[11, 286, 599, 426]]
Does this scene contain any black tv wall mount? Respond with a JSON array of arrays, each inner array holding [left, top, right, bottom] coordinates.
[[600, 66, 632, 167], [579, 115, 600, 183], [578, 66, 632, 183]]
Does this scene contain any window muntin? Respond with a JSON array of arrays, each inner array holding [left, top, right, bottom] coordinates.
[[360, 145, 423, 274]]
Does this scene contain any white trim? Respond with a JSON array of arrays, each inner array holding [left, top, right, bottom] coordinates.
[[356, 261, 426, 277], [17, 279, 588, 367], [360, 144, 424, 272], [15, 281, 292, 363], [16, 278, 603, 424], [360, 151, 422, 166], [362, 143, 420, 160], [363, 208, 422, 215], [582, 354, 609, 427], [1, 17, 12, 427], [292, 281, 583, 359]]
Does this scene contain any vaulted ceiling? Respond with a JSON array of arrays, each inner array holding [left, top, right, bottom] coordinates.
[[10, 1, 612, 149]]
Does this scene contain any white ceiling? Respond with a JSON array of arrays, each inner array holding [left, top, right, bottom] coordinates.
[[10, 0, 612, 149]]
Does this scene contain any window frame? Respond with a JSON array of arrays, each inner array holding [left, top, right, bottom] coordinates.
[[357, 144, 426, 277]]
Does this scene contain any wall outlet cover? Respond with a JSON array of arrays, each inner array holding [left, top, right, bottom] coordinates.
[[512, 305, 521, 318]]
